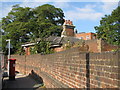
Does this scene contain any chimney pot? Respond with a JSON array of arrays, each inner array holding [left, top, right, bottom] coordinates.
[[66, 20, 69, 24], [70, 21, 72, 25], [65, 20, 67, 24], [68, 20, 70, 25], [63, 20, 73, 25]]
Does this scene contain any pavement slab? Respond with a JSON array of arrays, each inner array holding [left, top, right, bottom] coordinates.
[[2, 73, 42, 90]]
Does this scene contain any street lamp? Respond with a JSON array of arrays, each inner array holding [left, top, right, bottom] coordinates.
[[6, 39, 11, 76], [6, 39, 11, 59]]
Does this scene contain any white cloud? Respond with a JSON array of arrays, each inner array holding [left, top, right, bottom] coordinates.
[[64, 0, 119, 21], [0, 0, 119, 2], [101, 1, 118, 14], [0, 0, 119, 21], [0, 4, 13, 19], [53, 2, 104, 21], [65, 10, 103, 21], [20, 2, 46, 8], [0, 2, 46, 19], [100, 0, 119, 2], [0, 0, 72, 2], [75, 6, 95, 13], [53, 2, 70, 9], [64, 4, 104, 21]]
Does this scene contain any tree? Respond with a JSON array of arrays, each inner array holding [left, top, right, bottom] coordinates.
[[2, 4, 34, 54], [95, 6, 120, 46], [32, 4, 64, 39], [32, 4, 64, 54], [1, 4, 64, 54]]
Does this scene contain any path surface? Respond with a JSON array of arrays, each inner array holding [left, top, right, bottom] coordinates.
[[2, 73, 42, 90]]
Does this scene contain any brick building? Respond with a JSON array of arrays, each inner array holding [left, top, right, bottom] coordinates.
[[75, 32, 96, 40], [21, 20, 118, 54], [61, 20, 96, 40], [61, 20, 75, 37]]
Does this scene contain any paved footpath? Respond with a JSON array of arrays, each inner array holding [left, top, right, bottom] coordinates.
[[2, 73, 43, 90]]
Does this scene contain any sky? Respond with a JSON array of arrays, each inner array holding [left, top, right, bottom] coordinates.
[[0, 0, 119, 33]]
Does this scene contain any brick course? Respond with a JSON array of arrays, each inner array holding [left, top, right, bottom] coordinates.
[[11, 48, 120, 88]]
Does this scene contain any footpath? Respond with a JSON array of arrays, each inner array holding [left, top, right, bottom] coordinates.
[[2, 72, 44, 90]]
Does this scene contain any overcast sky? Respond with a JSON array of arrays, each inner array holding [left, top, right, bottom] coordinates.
[[0, 0, 119, 33]]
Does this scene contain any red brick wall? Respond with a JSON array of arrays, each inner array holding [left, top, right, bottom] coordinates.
[[85, 39, 99, 52], [102, 42, 119, 52], [53, 47, 64, 52], [65, 28, 74, 36], [89, 52, 120, 88], [11, 48, 120, 88], [85, 39, 118, 53], [24, 47, 30, 55]]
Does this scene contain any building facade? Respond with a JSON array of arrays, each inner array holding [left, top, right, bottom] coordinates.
[[75, 32, 96, 40]]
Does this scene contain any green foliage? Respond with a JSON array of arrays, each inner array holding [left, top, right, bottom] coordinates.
[[95, 6, 120, 45], [1, 4, 64, 54], [32, 4, 64, 39], [30, 47, 38, 54], [35, 41, 54, 54], [0, 21, 2, 51], [63, 40, 72, 50]]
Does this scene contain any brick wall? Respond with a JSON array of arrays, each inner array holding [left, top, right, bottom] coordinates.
[[85, 39, 99, 52], [85, 39, 118, 53], [65, 28, 75, 36], [102, 42, 119, 52], [89, 52, 120, 88], [11, 48, 120, 88], [53, 47, 64, 52]]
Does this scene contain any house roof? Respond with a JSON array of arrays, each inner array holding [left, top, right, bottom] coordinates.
[[61, 37, 80, 44], [46, 36, 63, 44], [21, 43, 36, 47], [46, 36, 80, 47], [21, 36, 80, 48]]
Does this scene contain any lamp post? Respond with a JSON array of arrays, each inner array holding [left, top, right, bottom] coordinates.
[[6, 39, 11, 59], [6, 39, 11, 76]]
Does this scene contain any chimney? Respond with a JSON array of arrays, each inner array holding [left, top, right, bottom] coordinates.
[[61, 19, 75, 37]]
